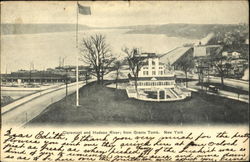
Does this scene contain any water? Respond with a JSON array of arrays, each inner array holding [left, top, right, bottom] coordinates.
[[1, 29, 197, 100], [1, 29, 197, 72]]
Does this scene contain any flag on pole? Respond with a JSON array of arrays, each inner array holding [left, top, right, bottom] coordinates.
[[78, 3, 91, 15], [75, 2, 91, 107]]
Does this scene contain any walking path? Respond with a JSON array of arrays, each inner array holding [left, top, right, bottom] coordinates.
[[188, 81, 249, 103], [207, 77, 249, 91], [2, 81, 87, 127], [2, 84, 65, 114]]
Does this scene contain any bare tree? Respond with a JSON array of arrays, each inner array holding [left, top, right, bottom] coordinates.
[[113, 60, 123, 89], [80, 34, 115, 84], [210, 55, 228, 86], [122, 47, 145, 92], [82, 66, 92, 84], [175, 53, 194, 87], [207, 46, 228, 86]]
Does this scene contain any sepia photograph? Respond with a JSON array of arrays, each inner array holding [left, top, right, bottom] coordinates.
[[1, 1, 249, 161]]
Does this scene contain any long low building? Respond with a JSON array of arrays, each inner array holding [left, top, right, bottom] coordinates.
[[1, 66, 89, 84], [1, 73, 67, 83], [159, 45, 223, 69]]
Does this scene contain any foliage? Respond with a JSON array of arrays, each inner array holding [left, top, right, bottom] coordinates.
[[208, 23, 249, 59]]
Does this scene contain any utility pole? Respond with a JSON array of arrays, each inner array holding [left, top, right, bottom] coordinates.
[[65, 68, 68, 102]]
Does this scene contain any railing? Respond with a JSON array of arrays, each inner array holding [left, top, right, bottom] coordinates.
[[126, 86, 191, 102]]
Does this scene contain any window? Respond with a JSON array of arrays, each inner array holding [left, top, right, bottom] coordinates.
[[152, 61, 155, 65], [159, 67, 163, 69], [143, 71, 149, 76], [152, 71, 156, 75], [159, 71, 163, 75], [152, 67, 155, 69]]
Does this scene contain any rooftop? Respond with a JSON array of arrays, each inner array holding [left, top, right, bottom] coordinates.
[[135, 53, 158, 58], [160, 47, 192, 65]]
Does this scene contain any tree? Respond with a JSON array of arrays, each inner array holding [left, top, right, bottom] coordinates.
[[209, 54, 228, 86], [209, 24, 249, 59], [196, 58, 209, 90], [81, 66, 92, 84], [122, 47, 145, 92], [224, 62, 232, 77], [174, 53, 194, 87], [113, 60, 123, 89], [80, 34, 115, 84], [206, 24, 249, 84]]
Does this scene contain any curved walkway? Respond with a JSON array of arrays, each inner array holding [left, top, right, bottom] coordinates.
[[188, 81, 249, 103], [1, 81, 88, 127]]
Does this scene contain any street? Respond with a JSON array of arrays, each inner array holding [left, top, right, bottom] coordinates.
[[208, 77, 249, 91], [2, 82, 85, 127], [188, 80, 249, 103]]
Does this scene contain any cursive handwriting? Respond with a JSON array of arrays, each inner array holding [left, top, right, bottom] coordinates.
[[1, 128, 249, 161]]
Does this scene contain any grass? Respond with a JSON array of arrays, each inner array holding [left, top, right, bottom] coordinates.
[[28, 82, 249, 126]]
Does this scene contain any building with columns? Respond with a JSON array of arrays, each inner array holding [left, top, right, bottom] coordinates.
[[127, 53, 191, 101]]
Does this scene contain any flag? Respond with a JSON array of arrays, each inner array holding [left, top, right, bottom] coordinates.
[[78, 3, 91, 15]]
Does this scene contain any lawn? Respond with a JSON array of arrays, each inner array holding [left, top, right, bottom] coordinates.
[[28, 82, 249, 126]]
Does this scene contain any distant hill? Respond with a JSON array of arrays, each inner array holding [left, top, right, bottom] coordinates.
[[1, 24, 91, 35], [123, 24, 246, 39], [2, 23, 248, 40]]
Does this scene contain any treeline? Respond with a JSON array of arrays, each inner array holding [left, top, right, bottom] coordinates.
[[125, 23, 248, 39], [207, 24, 249, 57], [1, 24, 90, 35]]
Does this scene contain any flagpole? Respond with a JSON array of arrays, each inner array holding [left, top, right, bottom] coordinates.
[[76, 1, 79, 106]]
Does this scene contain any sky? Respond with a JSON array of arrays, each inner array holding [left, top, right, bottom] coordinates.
[[1, 1, 249, 27]]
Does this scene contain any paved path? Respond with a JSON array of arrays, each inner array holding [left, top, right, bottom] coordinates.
[[2, 84, 64, 114], [2, 81, 85, 127], [188, 81, 249, 103], [207, 77, 249, 91]]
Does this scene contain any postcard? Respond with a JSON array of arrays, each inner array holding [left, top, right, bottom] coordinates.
[[1, 1, 249, 161]]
